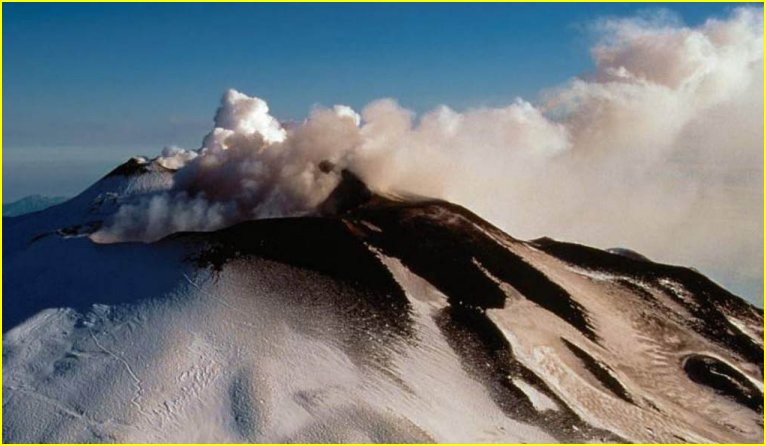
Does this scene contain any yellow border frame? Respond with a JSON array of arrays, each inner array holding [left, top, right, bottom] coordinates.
[[0, 1, 763, 445]]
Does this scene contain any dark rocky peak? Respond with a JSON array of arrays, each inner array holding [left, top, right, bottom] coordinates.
[[104, 156, 175, 179], [317, 167, 374, 216]]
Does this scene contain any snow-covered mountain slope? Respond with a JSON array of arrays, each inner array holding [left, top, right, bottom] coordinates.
[[3, 157, 173, 255], [3, 162, 763, 443], [3, 195, 69, 217]]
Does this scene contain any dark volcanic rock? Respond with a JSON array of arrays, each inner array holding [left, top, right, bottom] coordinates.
[[318, 169, 373, 216], [683, 354, 763, 412]]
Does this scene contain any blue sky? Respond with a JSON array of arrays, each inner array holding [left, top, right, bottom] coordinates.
[[2, 2, 753, 200]]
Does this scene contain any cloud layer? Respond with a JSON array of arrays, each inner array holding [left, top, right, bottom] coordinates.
[[94, 8, 764, 303]]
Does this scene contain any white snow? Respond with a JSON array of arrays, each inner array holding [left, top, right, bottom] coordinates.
[[512, 378, 559, 412], [3, 238, 556, 442]]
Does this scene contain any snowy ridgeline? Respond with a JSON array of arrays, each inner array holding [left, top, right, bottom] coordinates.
[[2, 161, 764, 443]]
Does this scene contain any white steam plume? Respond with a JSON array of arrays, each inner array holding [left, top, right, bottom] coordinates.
[[94, 8, 763, 303]]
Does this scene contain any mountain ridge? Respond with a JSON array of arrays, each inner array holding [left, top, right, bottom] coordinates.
[[2, 157, 763, 443]]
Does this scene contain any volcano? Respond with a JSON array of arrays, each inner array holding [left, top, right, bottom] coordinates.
[[3, 157, 763, 443]]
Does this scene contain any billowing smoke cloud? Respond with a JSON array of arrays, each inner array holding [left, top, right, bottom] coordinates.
[[94, 8, 763, 303]]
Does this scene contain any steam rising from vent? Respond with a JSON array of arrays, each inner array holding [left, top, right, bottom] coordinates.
[[94, 8, 762, 299]]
